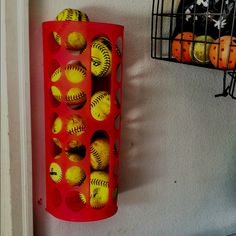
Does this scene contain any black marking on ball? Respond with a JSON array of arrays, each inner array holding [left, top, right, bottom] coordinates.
[[91, 178, 109, 188], [92, 42, 111, 77], [91, 145, 103, 169], [91, 92, 108, 108]]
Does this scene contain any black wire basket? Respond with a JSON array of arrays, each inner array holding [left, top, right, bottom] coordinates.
[[151, 0, 236, 99]]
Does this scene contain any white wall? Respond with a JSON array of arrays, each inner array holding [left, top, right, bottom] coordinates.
[[30, 1, 236, 236], [2, 0, 33, 235]]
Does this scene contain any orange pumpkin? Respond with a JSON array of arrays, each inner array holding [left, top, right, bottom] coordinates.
[[209, 36, 236, 70], [172, 32, 196, 63]]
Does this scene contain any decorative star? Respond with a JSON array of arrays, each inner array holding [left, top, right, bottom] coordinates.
[[196, 0, 209, 7], [185, 5, 197, 22], [185, 9, 191, 21], [213, 17, 227, 30]]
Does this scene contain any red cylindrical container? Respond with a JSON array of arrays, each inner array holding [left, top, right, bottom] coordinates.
[[42, 21, 124, 222]]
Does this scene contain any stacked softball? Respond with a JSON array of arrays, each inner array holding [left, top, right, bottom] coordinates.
[[91, 91, 111, 121], [50, 114, 86, 183], [89, 137, 110, 208], [52, 115, 86, 136], [89, 35, 122, 207], [90, 35, 123, 121], [50, 114, 87, 206], [50, 63, 87, 109], [53, 8, 89, 51], [90, 171, 109, 209], [49, 161, 86, 186], [48, 8, 123, 212]]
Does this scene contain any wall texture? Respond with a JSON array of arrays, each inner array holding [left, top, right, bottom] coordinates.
[[2, 0, 33, 235], [30, 0, 236, 235]]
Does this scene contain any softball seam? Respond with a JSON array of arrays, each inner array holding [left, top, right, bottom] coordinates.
[[91, 92, 108, 108], [51, 67, 61, 81], [77, 172, 86, 186], [91, 204, 104, 209], [65, 65, 87, 78], [60, 8, 74, 21], [53, 32, 61, 45], [90, 178, 109, 188], [56, 8, 89, 22], [76, 10, 89, 21], [96, 37, 122, 57], [97, 37, 112, 51], [66, 91, 86, 104], [79, 193, 86, 204], [68, 124, 86, 135], [90, 146, 103, 169]]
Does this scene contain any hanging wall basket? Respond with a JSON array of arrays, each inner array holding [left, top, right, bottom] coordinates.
[[151, 0, 236, 98]]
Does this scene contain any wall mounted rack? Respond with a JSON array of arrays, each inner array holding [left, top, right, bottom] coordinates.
[[151, 0, 236, 99]]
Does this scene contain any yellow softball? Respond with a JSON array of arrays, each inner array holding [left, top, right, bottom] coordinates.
[[90, 138, 109, 170], [65, 140, 86, 162], [66, 88, 87, 109], [66, 32, 87, 51], [65, 64, 86, 83], [53, 31, 87, 51], [52, 116, 63, 134], [66, 115, 86, 136], [91, 40, 112, 77], [90, 171, 109, 208], [53, 31, 86, 50], [49, 162, 62, 183], [51, 67, 62, 82], [56, 8, 89, 21], [53, 8, 89, 50], [65, 166, 86, 186], [91, 91, 111, 121], [51, 86, 62, 102], [79, 192, 86, 205]]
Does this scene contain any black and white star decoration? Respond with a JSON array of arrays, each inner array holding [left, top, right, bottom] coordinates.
[[196, 0, 209, 8], [173, 0, 236, 38], [213, 17, 227, 30]]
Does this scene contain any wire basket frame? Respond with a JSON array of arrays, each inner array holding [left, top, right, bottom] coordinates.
[[151, 0, 236, 98]]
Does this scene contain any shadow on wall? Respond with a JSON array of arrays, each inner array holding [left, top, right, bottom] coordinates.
[[227, 144, 236, 204], [83, 5, 229, 201], [192, 230, 236, 236], [191, 230, 222, 236], [224, 145, 236, 235], [191, 144, 236, 236], [83, 6, 167, 200]]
